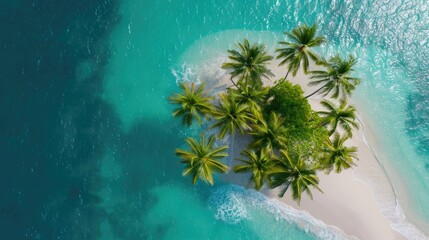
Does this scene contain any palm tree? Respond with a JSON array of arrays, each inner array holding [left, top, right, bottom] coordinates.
[[270, 150, 322, 204], [222, 39, 274, 88], [321, 133, 358, 173], [276, 23, 326, 78], [250, 112, 288, 152], [228, 84, 269, 120], [233, 148, 277, 190], [306, 54, 360, 99], [211, 94, 254, 139], [175, 132, 229, 185], [169, 82, 214, 126], [318, 99, 359, 137]]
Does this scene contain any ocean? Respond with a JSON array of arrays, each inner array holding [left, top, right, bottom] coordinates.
[[1, 0, 428, 239]]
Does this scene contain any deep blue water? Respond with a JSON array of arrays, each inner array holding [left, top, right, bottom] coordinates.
[[0, 0, 121, 238], [1, 0, 429, 239]]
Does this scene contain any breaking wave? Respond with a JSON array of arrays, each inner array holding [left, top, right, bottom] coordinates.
[[209, 184, 358, 240]]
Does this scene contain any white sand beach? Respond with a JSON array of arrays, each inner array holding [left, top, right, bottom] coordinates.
[[202, 57, 418, 239]]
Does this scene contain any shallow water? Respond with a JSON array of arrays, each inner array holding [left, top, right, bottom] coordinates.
[[1, 0, 429, 239]]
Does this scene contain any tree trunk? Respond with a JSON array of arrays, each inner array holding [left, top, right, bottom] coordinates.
[[305, 85, 325, 98], [230, 77, 239, 88], [229, 134, 235, 168], [284, 69, 290, 79]]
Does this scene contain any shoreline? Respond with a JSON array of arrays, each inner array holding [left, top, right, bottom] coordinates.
[[197, 55, 427, 239], [352, 102, 429, 237]]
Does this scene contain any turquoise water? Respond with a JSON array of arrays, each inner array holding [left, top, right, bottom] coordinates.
[[2, 0, 429, 239]]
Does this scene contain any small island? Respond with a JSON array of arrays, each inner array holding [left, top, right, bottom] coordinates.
[[169, 23, 360, 204]]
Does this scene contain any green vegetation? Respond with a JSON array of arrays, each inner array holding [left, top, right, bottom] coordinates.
[[228, 84, 268, 120], [169, 82, 213, 126], [276, 23, 327, 78], [171, 23, 362, 204], [270, 150, 322, 202], [266, 80, 313, 138], [175, 132, 229, 185], [321, 133, 358, 173], [211, 93, 254, 139], [222, 39, 274, 88], [250, 112, 289, 152], [265, 80, 328, 161], [318, 99, 359, 137], [307, 54, 360, 99], [234, 148, 277, 191]]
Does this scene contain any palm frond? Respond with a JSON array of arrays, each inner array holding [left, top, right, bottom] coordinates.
[[175, 132, 229, 185]]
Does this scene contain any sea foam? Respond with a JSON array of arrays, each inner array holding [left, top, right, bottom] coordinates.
[[355, 113, 428, 240], [209, 184, 357, 240], [171, 63, 202, 85]]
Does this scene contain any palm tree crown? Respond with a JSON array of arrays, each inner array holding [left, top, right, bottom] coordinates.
[[307, 54, 360, 99], [175, 132, 229, 185], [222, 39, 274, 88], [270, 150, 322, 204], [229, 84, 268, 120], [233, 148, 277, 190], [322, 133, 358, 173], [276, 23, 326, 78], [250, 112, 288, 152], [318, 99, 359, 137], [211, 94, 254, 139], [169, 82, 214, 126]]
